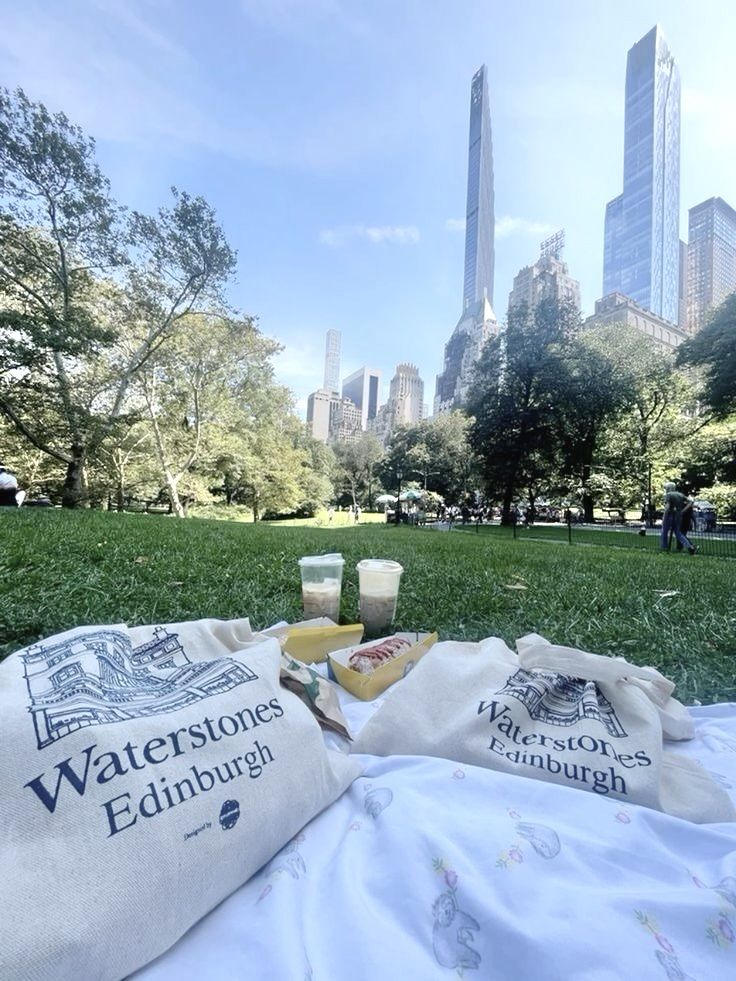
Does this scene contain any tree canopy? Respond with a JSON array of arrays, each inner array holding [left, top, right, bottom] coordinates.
[[677, 292, 736, 419], [0, 87, 236, 507]]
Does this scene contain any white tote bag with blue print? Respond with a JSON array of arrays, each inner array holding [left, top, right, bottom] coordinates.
[[0, 618, 360, 980], [352, 632, 735, 824]]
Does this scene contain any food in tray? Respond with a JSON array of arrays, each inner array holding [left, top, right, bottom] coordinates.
[[348, 635, 411, 674]]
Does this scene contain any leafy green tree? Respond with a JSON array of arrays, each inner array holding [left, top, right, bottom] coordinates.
[[135, 313, 281, 517], [467, 298, 581, 523], [677, 293, 736, 418], [669, 416, 736, 494], [380, 412, 475, 504], [0, 88, 235, 506], [332, 433, 384, 508], [91, 424, 158, 510], [594, 328, 698, 519], [557, 326, 645, 520]]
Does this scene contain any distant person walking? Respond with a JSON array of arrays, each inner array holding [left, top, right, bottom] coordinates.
[[660, 482, 696, 555]]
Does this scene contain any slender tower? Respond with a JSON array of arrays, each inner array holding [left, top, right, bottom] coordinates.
[[462, 65, 495, 309], [435, 66, 497, 415], [323, 329, 341, 393]]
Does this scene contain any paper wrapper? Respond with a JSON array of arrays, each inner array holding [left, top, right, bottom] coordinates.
[[279, 653, 352, 740]]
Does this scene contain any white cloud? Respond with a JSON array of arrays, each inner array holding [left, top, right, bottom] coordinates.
[[495, 216, 557, 239], [445, 217, 466, 232], [319, 225, 420, 247]]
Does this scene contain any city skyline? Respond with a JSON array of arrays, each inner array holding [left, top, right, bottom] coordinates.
[[2, 3, 735, 417]]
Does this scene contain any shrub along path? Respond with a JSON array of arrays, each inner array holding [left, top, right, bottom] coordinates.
[[1, 510, 734, 704]]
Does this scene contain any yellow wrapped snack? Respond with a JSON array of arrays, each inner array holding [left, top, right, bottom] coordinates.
[[281, 623, 365, 664]]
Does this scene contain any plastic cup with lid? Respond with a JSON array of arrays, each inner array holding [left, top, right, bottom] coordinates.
[[298, 553, 345, 622], [356, 559, 404, 636]]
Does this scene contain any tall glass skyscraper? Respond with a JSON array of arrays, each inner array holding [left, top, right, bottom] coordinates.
[[603, 26, 681, 325], [462, 64, 495, 309], [687, 197, 736, 333], [435, 66, 496, 415], [323, 329, 341, 393]]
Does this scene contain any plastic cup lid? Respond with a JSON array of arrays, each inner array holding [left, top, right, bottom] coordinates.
[[298, 553, 345, 566], [356, 559, 404, 574]]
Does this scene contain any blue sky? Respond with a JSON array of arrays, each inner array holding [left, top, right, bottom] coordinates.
[[1, 0, 735, 415]]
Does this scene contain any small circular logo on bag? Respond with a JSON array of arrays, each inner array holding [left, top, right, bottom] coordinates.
[[219, 799, 240, 830]]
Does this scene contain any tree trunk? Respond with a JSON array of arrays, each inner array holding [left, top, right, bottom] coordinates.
[[581, 465, 594, 523], [164, 472, 186, 518], [501, 486, 515, 526], [116, 456, 125, 511], [61, 444, 86, 508]]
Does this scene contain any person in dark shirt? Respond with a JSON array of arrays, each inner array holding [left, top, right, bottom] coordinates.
[[660, 482, 696, 554]]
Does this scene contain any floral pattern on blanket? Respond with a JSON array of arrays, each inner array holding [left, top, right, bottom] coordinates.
[[431, 859, 482, 976], [689, 872, 736, 949], [635, 910, 697, 980]]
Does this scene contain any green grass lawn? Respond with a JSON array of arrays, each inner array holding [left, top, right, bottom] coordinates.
[[1, 509, 735, 704], [458, 521, 736, 559]]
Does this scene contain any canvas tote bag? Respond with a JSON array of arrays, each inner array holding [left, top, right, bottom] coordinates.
[[0, 618, 361, 980], [352, 633, 735, 824]]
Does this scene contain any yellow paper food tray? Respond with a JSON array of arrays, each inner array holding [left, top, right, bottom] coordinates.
[[282, 623, 365, 664], [328, 631, 438, 700]]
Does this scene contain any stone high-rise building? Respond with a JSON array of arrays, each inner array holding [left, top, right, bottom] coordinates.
[[328, 397, 362, 444], [433, 297, 497, 416], [370, 364, 425, 444], [603, 26, 681, 325], [306, 389, 333, 443], [584, 293, 687, 351], [687, 196, 736, 334], [508, 233, 581, 315]]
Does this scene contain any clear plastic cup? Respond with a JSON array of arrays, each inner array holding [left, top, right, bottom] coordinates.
[[356, 559, 404, 636], [298, 553, 345, 622]]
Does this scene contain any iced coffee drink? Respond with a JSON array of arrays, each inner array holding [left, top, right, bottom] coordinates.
[[356, 559, 404, 636], [302, 579, 341, 621], [358, 592, 400, 635], [298, 554, 344, 622]]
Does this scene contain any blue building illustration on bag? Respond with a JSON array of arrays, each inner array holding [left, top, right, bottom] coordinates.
[[21, 627, 258, 749], [498, 668, 628, 738]]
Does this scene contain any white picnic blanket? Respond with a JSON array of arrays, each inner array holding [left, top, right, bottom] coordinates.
[[135, 690, 736, 981]]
